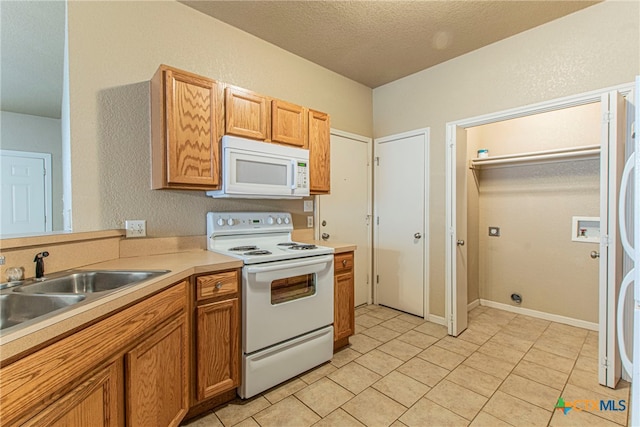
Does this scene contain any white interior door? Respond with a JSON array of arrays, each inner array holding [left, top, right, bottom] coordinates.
[[448, 126, 469, 336], [0, 150, 52, 235], [374, 129, 428, 317], [317, 130, 372, 306], [599, 90, 626, 388]]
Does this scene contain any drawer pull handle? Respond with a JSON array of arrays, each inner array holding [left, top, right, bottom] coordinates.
[[342, 259, 347, 267], [215, 281, 223, 289]]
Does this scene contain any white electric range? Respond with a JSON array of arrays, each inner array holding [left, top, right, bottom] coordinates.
[[207, 212, 335, 399]]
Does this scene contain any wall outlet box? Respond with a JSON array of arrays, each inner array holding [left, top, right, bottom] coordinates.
[[303, 200, 314, 212], [125, 220, 146, 238], [307, 216, 314, 228]]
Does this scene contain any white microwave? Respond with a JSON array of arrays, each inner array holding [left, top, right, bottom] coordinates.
[[206, 135, 310, 199]]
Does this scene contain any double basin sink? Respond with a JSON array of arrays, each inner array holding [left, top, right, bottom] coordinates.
[[0, 270, 169, 335]]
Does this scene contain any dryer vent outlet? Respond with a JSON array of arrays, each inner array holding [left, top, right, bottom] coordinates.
[[511, 293, 522, 304]]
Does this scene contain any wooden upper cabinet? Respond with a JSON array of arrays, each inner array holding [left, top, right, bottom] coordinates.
[[151, 65, 221, 190], [271, 99, 307, 148], [225, 86, 269, 140], [308, 109, 331, 194]]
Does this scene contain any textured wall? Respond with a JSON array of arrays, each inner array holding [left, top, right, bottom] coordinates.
[[467, 102, 601, 322], [66, 1, 372, 236], [0, 111, 64, 231], [373, 1, 639, 317]]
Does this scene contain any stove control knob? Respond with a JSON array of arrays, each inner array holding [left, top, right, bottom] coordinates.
[[226, 218, 235, 226], [267, 217, 275, 225], [217, 218, 225, 227], [276, 217, 283, 225], [284, 217, 290, 225]]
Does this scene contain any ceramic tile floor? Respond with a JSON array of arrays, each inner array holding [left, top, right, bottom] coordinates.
[[184, 305, 631, 427]]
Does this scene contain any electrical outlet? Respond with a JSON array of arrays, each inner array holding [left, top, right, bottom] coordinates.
[[125, 220, 146, 238], [307, 216, 314, 228], [303, 200, 314, 212]]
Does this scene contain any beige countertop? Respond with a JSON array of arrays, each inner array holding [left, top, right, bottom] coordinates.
[[0, 242, 356, 363], [0, 250, 242, 363]]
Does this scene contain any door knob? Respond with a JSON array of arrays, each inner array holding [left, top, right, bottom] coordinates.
[[321, 233, 330, 240], [414, 233, 422, 239], [457, 240, 465, 246], [590, 251, 600, 259]]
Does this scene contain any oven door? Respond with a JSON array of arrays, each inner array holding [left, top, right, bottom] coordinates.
[[243, 254, 334, 354]]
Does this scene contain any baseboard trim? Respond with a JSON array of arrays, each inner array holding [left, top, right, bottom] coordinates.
[[467, 299, 480, 312], [427, 314, 446, 326], [479, 299, 598, 331]]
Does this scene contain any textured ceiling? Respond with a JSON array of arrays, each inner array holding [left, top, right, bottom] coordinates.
[[181, 0, 599, 88]]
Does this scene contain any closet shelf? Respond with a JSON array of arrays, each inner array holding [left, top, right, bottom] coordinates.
[[469, 145, 600, 169]]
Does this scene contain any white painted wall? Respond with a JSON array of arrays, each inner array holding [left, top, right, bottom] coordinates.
[[66, 1, 372, 235], [373, 1, 640, 317]]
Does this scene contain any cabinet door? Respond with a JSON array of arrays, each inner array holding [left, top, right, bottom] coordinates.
[[158, 67, 220, 189], [24, 360, 123, 427], [271, 99, 307, 147], [126, 315, 188, 427], [196, 298, 240, 401], [309, 109, 331, 194], [334, 271, 355, 342], [225, 86, 269, 140]]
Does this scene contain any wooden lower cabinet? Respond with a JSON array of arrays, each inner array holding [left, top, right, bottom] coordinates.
[[196, 298, 240, 401], [334, 251, 355, 350], [126, 315, 188, 427], [0, 281, 188, 427], [191, 269, 241, 413], [24, 360, 123, 427]]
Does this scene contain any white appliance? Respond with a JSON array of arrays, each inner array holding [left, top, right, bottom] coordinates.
[[617, 76, 639, 426], [206, 136, 310, 199], [207, 212, 334, 399]]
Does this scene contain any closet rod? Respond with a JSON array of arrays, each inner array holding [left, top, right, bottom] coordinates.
[[470, 144, 600, 169]]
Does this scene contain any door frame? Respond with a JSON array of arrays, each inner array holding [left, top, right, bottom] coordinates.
[[0, 149, 53, 233], [373, 128, 430, 318], [317, 128, 374, 305], [445, 82, 633, 382]]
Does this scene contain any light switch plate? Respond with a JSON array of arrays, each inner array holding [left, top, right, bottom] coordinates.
[[303, 200, 314, 212]]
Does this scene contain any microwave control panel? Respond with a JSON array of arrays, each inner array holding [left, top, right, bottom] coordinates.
[[297, 161, 309, 189]]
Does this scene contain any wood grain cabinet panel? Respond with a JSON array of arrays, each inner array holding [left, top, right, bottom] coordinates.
[[309, 109, 331, 194], [225, 86, 269, 140], [151, 65, 221, 190], [24, 360, 123, 427], [196, 298, 240, 401], [334, 251, 355, 350], [271, 99, 307, 147], [126, 314, 189, 427]]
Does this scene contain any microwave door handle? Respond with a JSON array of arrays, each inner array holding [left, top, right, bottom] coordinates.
[[291, 160, 297, 190]]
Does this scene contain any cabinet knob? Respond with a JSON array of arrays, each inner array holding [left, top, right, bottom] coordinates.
[[215, 281, 223, 289], [342, 259, 347, 267]]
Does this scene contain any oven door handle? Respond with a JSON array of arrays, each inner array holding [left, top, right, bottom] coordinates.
[[244, 255, 334, 274]]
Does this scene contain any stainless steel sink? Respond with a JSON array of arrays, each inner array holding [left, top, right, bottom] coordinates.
[[0, 269, 170, 334], [0, 293, 86, 330], [13, 270, 168, 294]]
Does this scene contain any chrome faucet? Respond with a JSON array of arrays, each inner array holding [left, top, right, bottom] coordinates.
[[34, 251, 49, 280]]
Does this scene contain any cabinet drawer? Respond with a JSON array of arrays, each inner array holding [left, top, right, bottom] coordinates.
[[334, 252, 354, 274], [197, 271, 239, 301]]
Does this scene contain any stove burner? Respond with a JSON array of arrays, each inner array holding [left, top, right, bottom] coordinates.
[[230, 245, 258, 251], [289, 244, 318, 250], [277, 243, 297, 247], [243, 250, 272, 256]]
